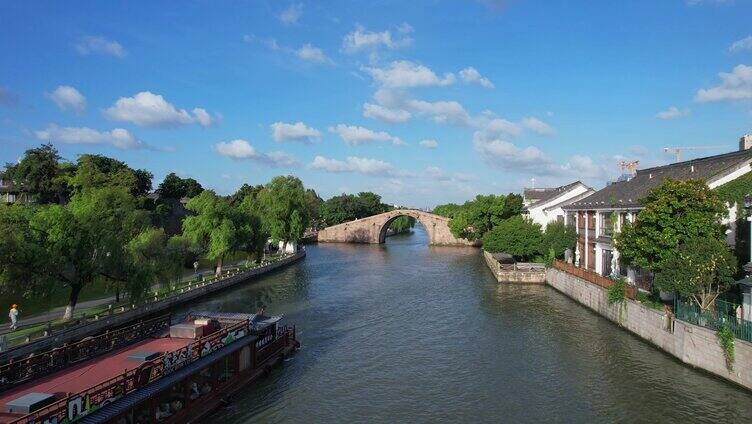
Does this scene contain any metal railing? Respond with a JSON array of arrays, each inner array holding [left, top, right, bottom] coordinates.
[[0, 314, 171, 392], [1, 253, 296, 350], [11, 319, 267, 424], [674, 298, 752, 343]]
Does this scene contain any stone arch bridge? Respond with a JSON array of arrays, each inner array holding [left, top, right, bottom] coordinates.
[[317, 209, 477, 246]]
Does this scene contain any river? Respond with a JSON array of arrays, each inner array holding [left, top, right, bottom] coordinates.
[[189, 224, 752, 423]]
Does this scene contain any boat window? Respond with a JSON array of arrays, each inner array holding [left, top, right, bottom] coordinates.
[[219, 355, 237, 383], [189, 366, 215, 400], [129, 400, 152, 424]]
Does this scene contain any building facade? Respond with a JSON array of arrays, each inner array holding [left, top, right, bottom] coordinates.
[[523, 181, 594, 229], [563, 135, 752, 291]]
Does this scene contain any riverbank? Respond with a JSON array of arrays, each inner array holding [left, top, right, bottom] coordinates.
[[546, 263, 752, 392], [0, 250, 305, 361]]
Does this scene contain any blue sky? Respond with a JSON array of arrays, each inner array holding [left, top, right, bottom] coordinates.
[[1, 0, 752, 208]]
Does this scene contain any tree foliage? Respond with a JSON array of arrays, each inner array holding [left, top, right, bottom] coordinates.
[[3, 143, 73, 204], [441, 193, 524, 241], [320, 191, 389, 226], [481, 216, 542, 260], [615, 179, 728, 272], [182, 190, 249, 274], [654, 237, 736, 310], [157, 172, 203, 199], [257, 176, 310, 246], [539, 221, 577, 258]]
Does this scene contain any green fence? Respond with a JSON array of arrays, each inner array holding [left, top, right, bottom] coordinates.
[[675, 298, 752, 343]]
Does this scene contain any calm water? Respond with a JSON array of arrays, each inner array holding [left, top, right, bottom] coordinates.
[[188, 225, 752, 423]]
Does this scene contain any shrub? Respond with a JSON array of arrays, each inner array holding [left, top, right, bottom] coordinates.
[[607, 278, 627, 305], [539, 221, 577, 258], [717, 325, 735, 371], [482, 216, 542, 261]]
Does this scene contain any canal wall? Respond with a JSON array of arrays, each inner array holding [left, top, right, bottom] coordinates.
[[0, 250, 306, 363], [482, 251, 546, 284], [546, 267, 752, 392]]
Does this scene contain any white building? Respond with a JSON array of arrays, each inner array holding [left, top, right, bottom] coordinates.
[[522, 181, 595, 229]]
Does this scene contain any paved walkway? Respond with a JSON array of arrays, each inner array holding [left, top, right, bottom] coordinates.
[[0, 262, 248, 336]]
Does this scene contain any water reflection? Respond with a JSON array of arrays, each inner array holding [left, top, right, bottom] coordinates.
[[191, 225, 752, 423]]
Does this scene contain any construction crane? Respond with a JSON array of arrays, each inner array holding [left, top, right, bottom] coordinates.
[[663, 146, 726, 162]]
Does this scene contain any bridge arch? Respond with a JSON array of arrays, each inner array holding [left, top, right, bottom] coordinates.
[[317, 209, 477, 246]]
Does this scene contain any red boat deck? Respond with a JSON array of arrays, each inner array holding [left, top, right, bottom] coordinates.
[[0, 337, 191, 423]]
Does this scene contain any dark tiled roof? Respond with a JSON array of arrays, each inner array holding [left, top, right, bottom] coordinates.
[[565, 149, 752, 210], [524, 181, 589, 209]]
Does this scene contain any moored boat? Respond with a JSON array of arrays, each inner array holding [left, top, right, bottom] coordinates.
[[0, 311, 298, 424]]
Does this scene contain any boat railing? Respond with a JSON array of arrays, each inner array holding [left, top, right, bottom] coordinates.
[[255, 325, 294, 366], [0, 314, 171, 393], [10, 319, 251, 424]]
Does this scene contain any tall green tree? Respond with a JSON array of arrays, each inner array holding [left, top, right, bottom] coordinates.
[[257, 176, 310, 250], [3, 143, 72, 204], [539, 221, 577, 258], [182, 190, 248, 275], [157, 173, 204, 199], [446, 194, 522, 241], [0, 186, 156, 319], [654, 237, 736, 310], [237, 194, 269, 262], [615, 179, 727, 273]]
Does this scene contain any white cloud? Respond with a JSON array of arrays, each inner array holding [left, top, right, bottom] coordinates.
[[215, 139, 258, 159], [279, 3, 303, 25], [521, 117, 555, 135], [363, 103, 411, 123], [655, 106, 689, 120], [35, 124, 143, 149], [474, 136, 549, 173], [730, 36, 752, 53], [75, 36, 126, 58], [459, 67, 494, 88], [480, 117, 522, 136], [341, 25, 412, 54], [214, 139, 298, 167], [406, 99, 470, 125], [419, 139, 438, 149], [270, 121, 321, 143], [310, 155, 409, 177], [695, 64, 752, 102], [104, 91, 214, 128], [328, 124, 403, 146], [296, 44, 332, 64], [49, 85, 86, 112], [364, 61, 455, 88], [192, 108, 217, 127]]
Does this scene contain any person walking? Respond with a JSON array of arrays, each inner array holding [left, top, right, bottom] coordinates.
[[8, 304, 18, 331]]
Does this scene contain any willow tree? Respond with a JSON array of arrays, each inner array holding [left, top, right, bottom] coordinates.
[[0, 185, 161, 319], [182, 190, 248, 275], [257, 176, 310, 251]]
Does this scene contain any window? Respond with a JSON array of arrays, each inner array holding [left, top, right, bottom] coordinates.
[[599, 213, 614, 236]]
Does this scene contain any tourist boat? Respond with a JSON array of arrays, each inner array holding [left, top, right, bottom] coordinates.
[[0, 311, 298, 423]]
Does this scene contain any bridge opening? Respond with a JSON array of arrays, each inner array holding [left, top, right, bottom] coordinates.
[[380, 214, 422, 244], [378, 213, 423, 244]]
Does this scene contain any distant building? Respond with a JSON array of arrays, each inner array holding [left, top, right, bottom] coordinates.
[[563, 134, 752, 291], [0, 179, 34, 204], [523, 181, 594, 229]]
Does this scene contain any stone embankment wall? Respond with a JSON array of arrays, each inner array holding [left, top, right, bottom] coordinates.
[[0, 250, 306, 362], [482, 251, 546, 284], [547, 267, 752, 391]]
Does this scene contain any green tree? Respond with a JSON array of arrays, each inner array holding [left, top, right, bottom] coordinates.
[[615, 179, 727, 273], [3, 143, 72, 204], [539, 221, 577, 258], [432, 203, 462, 218], [157, 173, 204, 199], [305, 188, 324, 226], [237, 194, 269, 262], [482, 216, 543, 261], [257, 176, 310, 250], [182, 190, 247, 275], [69, 154, 142, 195], [654, 237, 736, 310], [0, 186, 156, 319], [446, 194, 521, 241]]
